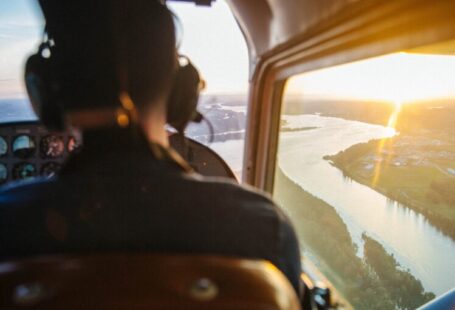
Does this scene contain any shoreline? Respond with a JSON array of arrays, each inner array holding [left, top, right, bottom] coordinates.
[[324, 141, 455, 242], [274, 166, 434, 308]]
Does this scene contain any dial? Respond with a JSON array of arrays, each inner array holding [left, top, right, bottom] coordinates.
[[0, 136, 7, 157], [12, 162, 36, 180], [12, 135, 36, 159], [0, 163, 7, 184], [40, 135, 64, 158], [67, 136, 81, 153], [41, 162, 61, 177]]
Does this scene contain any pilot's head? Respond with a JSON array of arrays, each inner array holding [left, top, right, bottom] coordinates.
[[29, 0, 178, 144]]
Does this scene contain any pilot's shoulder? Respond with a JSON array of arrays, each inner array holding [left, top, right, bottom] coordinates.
[[184, 173, 287, 218], [187, 173, 271, 199]]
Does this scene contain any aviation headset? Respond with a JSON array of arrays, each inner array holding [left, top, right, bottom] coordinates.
[[24, 27, 203, 134]]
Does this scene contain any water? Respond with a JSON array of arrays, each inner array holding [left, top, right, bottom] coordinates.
[[278, 114, 455, 295], [0, 98, 37, 124], [211, 113, 455, 296], [209, 139, 244, 179]]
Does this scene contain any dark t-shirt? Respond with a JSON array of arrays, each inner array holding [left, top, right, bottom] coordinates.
[[0, 128, 302, 294]]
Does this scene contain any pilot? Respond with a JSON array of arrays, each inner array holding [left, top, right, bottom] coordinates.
[[0, 0, 302, 296]]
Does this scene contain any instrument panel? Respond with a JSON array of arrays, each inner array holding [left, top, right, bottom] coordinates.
[[0, 121, 236, 188], [0, 121, 81, 186]]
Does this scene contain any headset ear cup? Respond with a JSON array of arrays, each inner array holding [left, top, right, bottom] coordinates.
[[24, 52, 65, 131], [167, 60, 201, 133], [25, 53, 49, 119]]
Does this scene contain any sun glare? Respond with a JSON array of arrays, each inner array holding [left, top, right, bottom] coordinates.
[[287, 50, 455, 187], [372, 100, 401, 186], [288, 52, 455, 103]]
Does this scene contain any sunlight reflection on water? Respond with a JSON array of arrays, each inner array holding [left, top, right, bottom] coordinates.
[[278, 114, 455, 295]]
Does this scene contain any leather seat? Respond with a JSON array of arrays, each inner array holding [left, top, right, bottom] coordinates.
[[0, 254, 300, 309]]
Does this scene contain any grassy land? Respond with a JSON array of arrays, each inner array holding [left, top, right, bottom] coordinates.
[[274, 167, 434, 309], [363, 235, 435, 309], [324, 135, 455, 240]]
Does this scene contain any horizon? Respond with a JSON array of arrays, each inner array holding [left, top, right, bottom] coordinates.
[[1, 2, 455, 105]]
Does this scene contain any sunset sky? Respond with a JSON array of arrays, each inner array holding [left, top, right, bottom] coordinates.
[[1, 1, 454, 104], [0, 0, 250, 99], [0, 0, 42, 98], [287, 51, 455, 103]]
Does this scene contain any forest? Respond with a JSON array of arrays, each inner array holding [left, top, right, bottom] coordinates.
[[274, 167, 434, 309]]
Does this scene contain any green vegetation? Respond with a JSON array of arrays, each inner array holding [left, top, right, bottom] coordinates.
[[429, 178, 455, 206], [324, 134, 455, 240], [281, 98, 455, 133], [274, 167, 434, 309], [363, 235, 435, 309]]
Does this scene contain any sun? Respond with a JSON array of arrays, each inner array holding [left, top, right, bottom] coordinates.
[[287, 52, 455, 103]]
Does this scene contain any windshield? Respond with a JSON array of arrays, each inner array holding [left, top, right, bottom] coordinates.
[[0, 0, 43, 124], [164, 1, 249, 178], [0, 0, 249, 180]]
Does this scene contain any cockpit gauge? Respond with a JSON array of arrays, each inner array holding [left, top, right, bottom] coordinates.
[[0, 163, 7, 184], [0, 136, 7, 157], [12, 162, 36, 180], [41, 162, 61, 177], [12, 135, 36, 159], [67, 136, 81, 153], [40, 135, 64, 158]]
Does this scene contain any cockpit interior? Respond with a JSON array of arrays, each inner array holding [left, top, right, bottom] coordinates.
[[1, 0, 455, 309]]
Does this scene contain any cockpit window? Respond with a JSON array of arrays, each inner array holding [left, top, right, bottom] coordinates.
[[168, 1, 249, 179], [0, 1, 248, 179], [0, 0, 43, 123], [273, 41, 455, 309]]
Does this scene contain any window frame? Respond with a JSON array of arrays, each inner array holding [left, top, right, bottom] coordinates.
[[242, 0, 455, 192]]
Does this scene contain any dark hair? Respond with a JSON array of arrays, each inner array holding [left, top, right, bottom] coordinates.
[[40, 0, 176, 111], [113, 1, 176, 109]]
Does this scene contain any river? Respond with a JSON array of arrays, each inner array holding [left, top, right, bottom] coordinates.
[[210, 113, 455, 296]]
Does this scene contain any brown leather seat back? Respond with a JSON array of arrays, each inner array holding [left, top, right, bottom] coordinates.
[[0, 254, 300, 310]]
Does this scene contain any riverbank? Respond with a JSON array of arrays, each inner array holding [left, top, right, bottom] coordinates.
[[274, 167, 434, 309], [324, 135, 455, 241]]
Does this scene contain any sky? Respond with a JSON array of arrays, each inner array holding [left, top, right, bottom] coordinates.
[[0, 0, 43, 98], [168, 1, 250, 94], [1, 1, 454, 103], [0, 0, 250, 99], [287, 52, 455, 103]]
